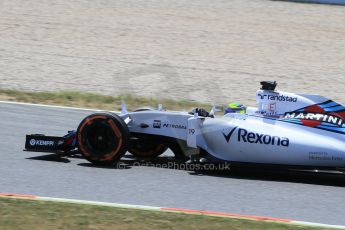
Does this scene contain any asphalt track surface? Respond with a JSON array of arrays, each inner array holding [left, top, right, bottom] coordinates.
[[1, 102, 345, 226]]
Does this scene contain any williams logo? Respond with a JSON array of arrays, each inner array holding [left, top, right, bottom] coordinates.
[[223, 127, 289, 147], [153, 120, 161, 128]]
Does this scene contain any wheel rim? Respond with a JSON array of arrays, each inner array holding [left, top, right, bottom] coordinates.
[[83, 120, 117, 156]]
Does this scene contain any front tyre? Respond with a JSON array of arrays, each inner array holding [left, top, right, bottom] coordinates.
[[77, 113, 129, 165]]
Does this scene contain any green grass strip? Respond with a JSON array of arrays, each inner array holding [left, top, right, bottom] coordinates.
[[0, 197, 326, 230], [0, 88, 210, 111]]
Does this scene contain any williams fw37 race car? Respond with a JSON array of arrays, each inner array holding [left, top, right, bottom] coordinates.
[[25, 81, 345, 172]]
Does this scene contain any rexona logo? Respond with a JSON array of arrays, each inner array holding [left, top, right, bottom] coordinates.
[[30, 139, 54, 146], [258, 94, 297, 102], [223, 127, 237, 143], [223, 127, 290, 147]]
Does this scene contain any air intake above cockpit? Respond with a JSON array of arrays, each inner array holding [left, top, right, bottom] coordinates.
[[260, 81, 277, 91]]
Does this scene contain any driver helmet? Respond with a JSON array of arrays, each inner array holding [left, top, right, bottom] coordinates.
[[224, 103, 246, 114]]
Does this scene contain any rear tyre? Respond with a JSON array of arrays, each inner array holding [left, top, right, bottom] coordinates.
[[129, 138, 167, 158], [77, 113, 129, 165], [129, 107, 167, 158]]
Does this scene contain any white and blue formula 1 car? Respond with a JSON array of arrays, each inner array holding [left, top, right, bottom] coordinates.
[[25, 81, 345, 172]]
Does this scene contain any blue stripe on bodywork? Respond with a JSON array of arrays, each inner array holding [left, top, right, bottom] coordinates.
[[279, 118, 302, 124], [318, 124, 345, 132], [320, 101, 339, 108], [324, 106, 345, 112], [319, 122, 339, 128], [280, 119, 345, 135]]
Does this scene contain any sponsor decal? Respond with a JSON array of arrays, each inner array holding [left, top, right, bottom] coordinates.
[[163, 123, 187, 130], [222, 127, 237, 143], [29, 139, 36, 146], [278, 102, 345, 132], [308, 152, 343, 161], [258, 93, 297, 102], [223, 127, 289, 147], [58, 140, 65, 145], [29, 139, 54, 146], [155, 120, 187, 130], [153, 120, 161, 128], [268, 103, 276, 113], [284, 112, 344, 127], [189, 129, 196, 135], [258, 102, 277, 116]]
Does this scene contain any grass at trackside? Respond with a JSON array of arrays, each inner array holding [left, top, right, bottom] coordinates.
[[0, 198, 327, 230], [0, 89, 211, 112]]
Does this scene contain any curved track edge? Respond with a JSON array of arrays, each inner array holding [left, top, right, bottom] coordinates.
[[0, 193, 343, 229]]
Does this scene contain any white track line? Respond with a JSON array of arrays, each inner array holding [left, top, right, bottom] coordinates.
[[33, 197, 345, 229]]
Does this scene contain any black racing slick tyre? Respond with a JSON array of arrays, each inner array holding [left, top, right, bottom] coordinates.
[[77, 113, 129, 165], [129, 138, 167, 158], [129, 107, 167, 158]]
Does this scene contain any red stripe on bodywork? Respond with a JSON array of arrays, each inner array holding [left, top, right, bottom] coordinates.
[[65, 134, 76, 146]]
